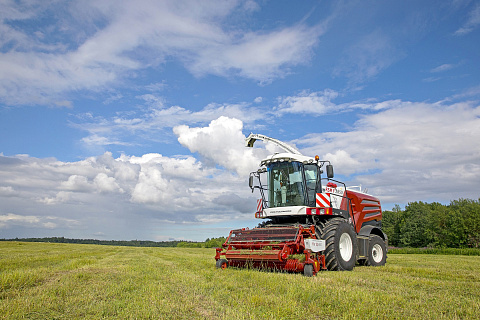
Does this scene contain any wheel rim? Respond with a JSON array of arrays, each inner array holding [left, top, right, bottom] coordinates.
[[372, 244, 383, 263], [221, 262, 227, 269], [339, 233, 353, 261]]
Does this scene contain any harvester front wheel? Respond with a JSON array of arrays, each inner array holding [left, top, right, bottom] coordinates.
[[365, 235, 387, 266], [216, 259, 228, 269], [319, 218, 358, 271]]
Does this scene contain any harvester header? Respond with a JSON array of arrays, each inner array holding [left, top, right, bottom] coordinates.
[[215, 225, 326, 276]]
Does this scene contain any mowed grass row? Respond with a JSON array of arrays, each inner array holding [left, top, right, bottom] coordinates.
[[1, 242, 479, 319]]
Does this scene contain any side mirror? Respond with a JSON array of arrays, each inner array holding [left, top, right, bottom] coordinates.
[[326, 164, 334, 179], [249, 175, 254, 190]]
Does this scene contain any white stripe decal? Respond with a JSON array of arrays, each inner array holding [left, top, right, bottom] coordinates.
[[256, 199, 263, 212], [316, 193, 330, 207]]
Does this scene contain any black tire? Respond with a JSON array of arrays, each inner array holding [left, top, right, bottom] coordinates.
[[317, 218, 358, 271], [303, 264, 314, 277], [216, 259, 228, 269], [364, 235, 387, 266]]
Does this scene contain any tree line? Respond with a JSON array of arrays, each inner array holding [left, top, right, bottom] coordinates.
[[176, 237, 226, 248], [0, 236, 228, 248], [0, 237, 183, 247], [382, 198, 480, 248]]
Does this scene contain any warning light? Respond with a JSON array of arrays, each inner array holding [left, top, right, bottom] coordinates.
[[315, 155, 319, 161]]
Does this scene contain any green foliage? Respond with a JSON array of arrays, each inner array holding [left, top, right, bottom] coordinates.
[[382, 204, 403, 246], [204, 237, 227, 248], [176, 236, 226, 248], [450, 199, 480, 247], [388, 247, 480, 255], [177, 241, 204, 248], [382, 198, 480, 248], [1, 242, 479, 319]]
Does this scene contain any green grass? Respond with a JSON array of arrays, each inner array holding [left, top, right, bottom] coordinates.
[[1, 242, 479, 319]]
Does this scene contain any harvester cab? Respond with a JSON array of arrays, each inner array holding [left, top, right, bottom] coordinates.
[[215, 133, 387, 276]]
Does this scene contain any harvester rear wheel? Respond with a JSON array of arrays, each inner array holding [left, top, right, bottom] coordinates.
[[317, 218, 358, 271], [303, 264, 314, 277], [216, 259, 228, 269], [364, 235, 387, 266]]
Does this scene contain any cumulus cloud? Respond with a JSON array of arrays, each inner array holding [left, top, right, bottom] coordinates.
[[61, 175, 92, 192], [0, 130, 264, 239], [298, 101, 480, 203], [40, 191, 72, 205], [173, 116, 267, 176], [94, 173, 124, 193], [322, 150, 361, 176], [131, 166, 170, 204]]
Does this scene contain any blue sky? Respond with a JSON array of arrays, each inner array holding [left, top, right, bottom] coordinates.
[[1, 0, 479, 241]]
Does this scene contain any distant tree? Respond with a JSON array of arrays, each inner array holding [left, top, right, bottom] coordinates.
[[398, 202, 426, 247], [425, 201, 449, 247], [381, 199, 480, 248], [448, 198, 480, 248], [382, 204, 403, 246], [177, 241, 203, 248], [204, 237, 226, 248]]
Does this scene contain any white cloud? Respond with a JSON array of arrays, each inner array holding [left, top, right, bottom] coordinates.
[[455, 2, 480, 35], [322, 150, 361, 175], [450, 84, 480, 100], [275, 90, 400, 115], [0, 213, 79, 229], [94, 173, 124, 193], [0, 130, 263, 238], [0, 186, 16, 196], [423, 77, 442, 83], [0, 213, 40, 229], [430, 63, 454, 73], [2, 99, 479, 238], [60, 175, 92, 192], [81, 134, 133, 147], [0, 0, 323, 106], [276, 89, 338, 115], [173, 116, 267, 176], [73, 98, 265, 149], [131, 166, 170, 204], [40, 191, 72, 205], [298, 100, 480, 203], [188, 24, 322, 83]]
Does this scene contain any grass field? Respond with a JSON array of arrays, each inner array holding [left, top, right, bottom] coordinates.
[[1, 242, 479, 319]]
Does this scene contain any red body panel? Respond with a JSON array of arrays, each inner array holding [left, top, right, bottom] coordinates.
[[345, 190, 382, 233]]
